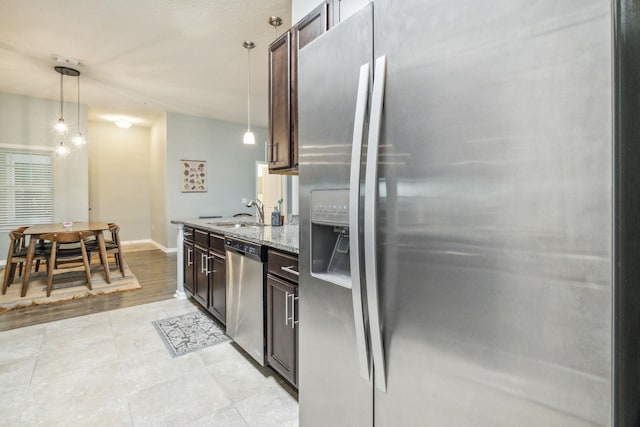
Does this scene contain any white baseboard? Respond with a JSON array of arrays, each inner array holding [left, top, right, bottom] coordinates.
[[121, 239, 153, 246], [149, 240, 177, 253], [121, 239, 177, 253]]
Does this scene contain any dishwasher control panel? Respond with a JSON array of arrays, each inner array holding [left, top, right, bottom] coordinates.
[[225, 237, 267, 261]]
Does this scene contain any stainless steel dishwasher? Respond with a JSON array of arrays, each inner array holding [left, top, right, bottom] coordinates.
[[225, 236, 267, 365]]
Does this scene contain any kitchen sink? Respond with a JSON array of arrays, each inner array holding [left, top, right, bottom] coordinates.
[[207, 222, 267, 228]]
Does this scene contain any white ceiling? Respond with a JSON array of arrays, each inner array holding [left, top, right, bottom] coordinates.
[[0, 0, 292, 127]]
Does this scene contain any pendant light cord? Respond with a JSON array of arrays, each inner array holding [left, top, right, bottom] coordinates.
[[247, 47, 251, 132], [77, 74, 80, 130], [60, 72, 64, 118]]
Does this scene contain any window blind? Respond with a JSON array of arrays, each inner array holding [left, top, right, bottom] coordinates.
[[0, 147, 53, 229]]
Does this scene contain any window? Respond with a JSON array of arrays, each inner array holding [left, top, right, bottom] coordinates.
[[0, 147, 53, 229]]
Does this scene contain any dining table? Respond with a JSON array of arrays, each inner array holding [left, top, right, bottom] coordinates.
[[21, 222, 111, 297]]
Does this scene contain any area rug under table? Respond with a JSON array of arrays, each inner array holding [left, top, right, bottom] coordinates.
[[0, 264, 141, 311], [152, 311, 230, 357]]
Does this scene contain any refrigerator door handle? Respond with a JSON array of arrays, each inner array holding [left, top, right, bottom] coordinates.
[[349, 62, 372, 382], [364, 55, 387, 392]]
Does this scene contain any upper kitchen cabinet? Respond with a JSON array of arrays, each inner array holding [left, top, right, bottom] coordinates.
[[268, 32, 293, 172], [268, 1, 333, 174]]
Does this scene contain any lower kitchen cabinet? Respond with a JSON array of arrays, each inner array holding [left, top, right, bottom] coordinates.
[[183, 240, 194, 294], [267, 276, 298, 387], [193, 245, 210, 307], [183, 228, 226, 325], [208, 252, 226, 324], [266, 249, 299, 388]]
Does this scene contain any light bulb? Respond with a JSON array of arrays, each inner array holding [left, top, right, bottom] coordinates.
[[55, 141, 70, 157], [72, 133, 86, 146], [243, 131, 256, 145], [115, 119, 132, 129], [54, 118, 67, 134]]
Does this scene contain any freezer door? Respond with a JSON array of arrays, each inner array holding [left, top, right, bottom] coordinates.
[[372, 0, 613, 426], [298, 4, 374, 427]]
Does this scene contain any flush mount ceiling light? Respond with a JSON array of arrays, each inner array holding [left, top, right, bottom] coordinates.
[[54, 66, 80, 157], [115, 119, 132, 129], [243, 41, 256, 145]]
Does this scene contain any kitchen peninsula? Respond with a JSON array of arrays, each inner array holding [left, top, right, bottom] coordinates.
[[171, 217, 300, 387], [172, 218, 299, 255]]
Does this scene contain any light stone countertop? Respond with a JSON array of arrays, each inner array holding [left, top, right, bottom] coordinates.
[[171, 217, 299, 254]]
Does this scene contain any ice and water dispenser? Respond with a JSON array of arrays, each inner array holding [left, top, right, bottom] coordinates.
[[310, 189, 352, 289]]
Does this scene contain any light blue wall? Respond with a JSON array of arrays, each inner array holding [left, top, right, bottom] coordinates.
[[164, 112, 266, 249]]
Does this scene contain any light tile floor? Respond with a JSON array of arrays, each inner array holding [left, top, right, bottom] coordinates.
[[0, 298, 299, 427]]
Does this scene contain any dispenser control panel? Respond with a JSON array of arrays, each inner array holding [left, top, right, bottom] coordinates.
[[311, 189, 349, 225]]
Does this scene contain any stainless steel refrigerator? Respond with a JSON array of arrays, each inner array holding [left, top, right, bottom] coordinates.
[[298, 1, 640, 426]]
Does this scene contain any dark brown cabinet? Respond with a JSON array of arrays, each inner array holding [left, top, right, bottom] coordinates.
[[207, 235, 226, 325], [268, 31, 293, 171], [193, 245, 209, 307], [268, 1, 332, 174], [182, 227, 226, 326], [266, 249, 299, 387], [294, 1, 332, 50], [183, 240, 194, 294]]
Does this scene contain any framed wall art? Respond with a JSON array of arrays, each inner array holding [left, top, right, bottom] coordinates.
[[181, 160, 207, 192]]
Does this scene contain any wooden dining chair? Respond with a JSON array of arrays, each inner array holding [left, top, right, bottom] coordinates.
[[87, 224, 126, 277], [2, 228, 49, 295], [39, 231, 92, 297], [6, 226, 47, 276]]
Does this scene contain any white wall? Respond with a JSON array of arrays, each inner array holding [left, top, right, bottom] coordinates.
[[88, 120, 151, 242], [163, 112, 266, 249], [0, 92, 88, 261], [150, 114, 168, 248]]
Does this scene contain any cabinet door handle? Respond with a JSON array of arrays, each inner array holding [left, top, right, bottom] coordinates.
[[281, 265, 299, 276], [285, 291, 290, 325], [200, 253, 205, 273], [291, 294, 299, 329], [268, 143, 276, 163], [187, 248, 193, 266], [205, 255, 214, 275]]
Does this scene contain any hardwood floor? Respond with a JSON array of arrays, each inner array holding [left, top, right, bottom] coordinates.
[[0, 249, 178, 332]]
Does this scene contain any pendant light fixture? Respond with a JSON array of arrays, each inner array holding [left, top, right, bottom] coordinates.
[[55, 140, 70, 157], [53, 66, 80, 156], [71, 71, 85, 146], [268, 16, 283, 38], [54, 69, 68, 135], [242, 41, 256, 145]]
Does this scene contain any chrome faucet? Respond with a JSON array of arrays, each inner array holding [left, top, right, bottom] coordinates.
[[246, 199, 264, 224]]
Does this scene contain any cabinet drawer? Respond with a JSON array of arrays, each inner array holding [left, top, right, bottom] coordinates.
[[268, 249, 299, 283], [194, 229, 209, 247], [184, 226, 194, 242], [209, 233, 225, 255]]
